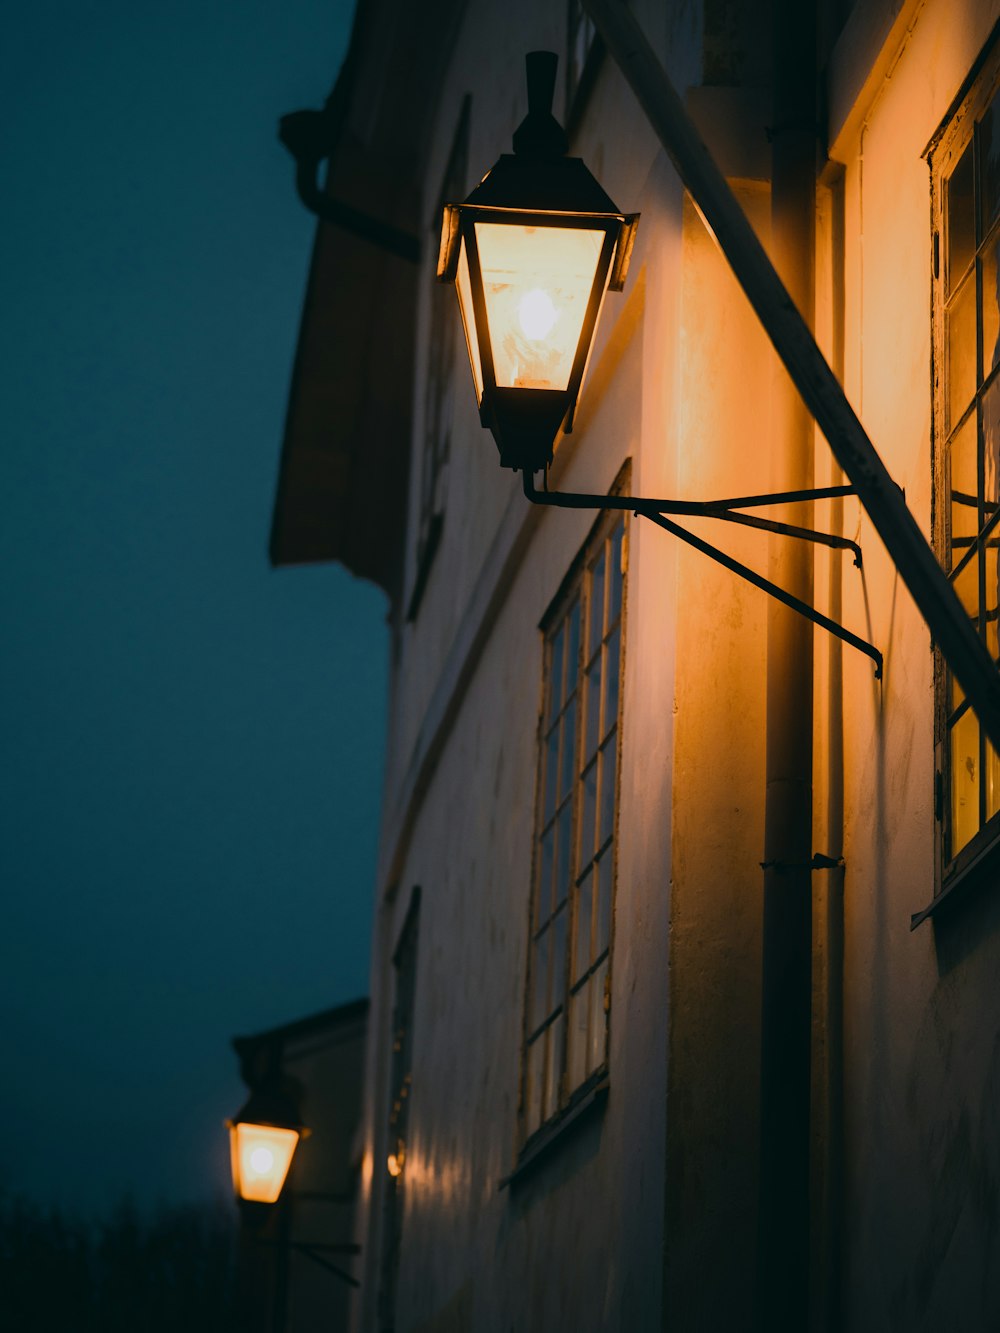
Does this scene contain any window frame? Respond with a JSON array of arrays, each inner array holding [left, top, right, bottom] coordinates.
[[929, 31, 1000, 900], [518, 494, 628, 1156]]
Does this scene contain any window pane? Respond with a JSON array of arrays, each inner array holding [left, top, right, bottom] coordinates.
[[589, 549, 606, 659], [988, 738, 1000, 824], [544, 1016, 564, 1120], [537, 826, 554, 925], [544, 726, 558, 822], [555, 803, 573, 906], [952, 555, 980, 621], [982, 234, 1000, 380], [588, 960, 609, 1075], [526, 1037, 544, 1136], [948, 273, 977, 431], [949, 414, 979, 563], [580, 758, 597, 866], [946, 138, 975, 294], [532, 928, 550, 1030], [551, 906, 567, 1012], [567, 984, 589, 1092], [983, 375, 1000, 511], [549, 623, 565, 722], [603, 628, 621, 739], [595, 854, 612, 956], [609, 522, 624, 623], [951, 708, 980, 857], [560, 707, 577, 803], [566, 599, 581, 685], [599, 734, 617, 849], [980, 89, 1000, 240], [575, 870, 593, 982], [584, 660, 601, 761]]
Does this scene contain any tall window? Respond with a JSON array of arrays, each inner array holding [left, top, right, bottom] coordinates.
[[932, 44, 1000, 875], [408, 101, 470, 621], [523, 510, 626, 1142]]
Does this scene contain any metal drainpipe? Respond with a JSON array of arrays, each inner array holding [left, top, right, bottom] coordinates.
[[758, 0, 817, 1327]]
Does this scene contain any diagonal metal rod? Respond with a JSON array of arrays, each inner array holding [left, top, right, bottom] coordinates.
[[580, 0, 1000, 746], [526, 471, 863, 559], [522, 473, 882, 677], [707, 507, 862, 564], [291, 1242, 361, 1288], [643, 512, 883, 678]]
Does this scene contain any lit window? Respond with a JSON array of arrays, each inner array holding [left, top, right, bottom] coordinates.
[[931, 50, 1000, 874], [523, 510, 625, 1141]]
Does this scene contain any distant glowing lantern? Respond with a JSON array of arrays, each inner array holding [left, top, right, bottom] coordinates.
[[438, 51, 638, 472], [226, 1086, 308, 1205]]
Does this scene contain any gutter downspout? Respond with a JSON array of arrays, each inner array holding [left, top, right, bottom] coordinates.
[[758, 0, 816, 1325]]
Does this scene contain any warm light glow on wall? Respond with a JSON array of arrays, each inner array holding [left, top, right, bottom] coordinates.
[[229, 1122, 300, 1203]]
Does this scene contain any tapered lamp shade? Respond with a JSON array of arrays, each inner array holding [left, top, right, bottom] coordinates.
[[439, 52, 638, 471], [228, 1121, 301, 1203]]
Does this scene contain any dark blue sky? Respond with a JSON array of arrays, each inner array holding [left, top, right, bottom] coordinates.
[[0, 0, 386, 1216]]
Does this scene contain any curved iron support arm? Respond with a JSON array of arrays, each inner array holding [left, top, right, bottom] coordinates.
[[278, 109, 421, 264], [522, 470, 882, 678]]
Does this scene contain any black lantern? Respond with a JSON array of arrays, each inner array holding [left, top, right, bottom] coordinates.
[[437, 51, 638, 471], [226, 1083, 308, 1205]]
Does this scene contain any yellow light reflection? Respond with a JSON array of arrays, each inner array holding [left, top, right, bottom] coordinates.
[[229, 1123, 300, 1203], [474, 223, 604, 390]]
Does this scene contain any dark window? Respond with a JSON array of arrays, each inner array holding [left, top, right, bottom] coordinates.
[[931, 45, 1000, 879], [523, 510, 626, 1142], [408, 101, 470, 621]]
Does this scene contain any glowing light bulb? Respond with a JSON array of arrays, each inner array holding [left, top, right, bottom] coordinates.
[[387, 1153, 402, 1177], [518, 288, 558, 340], [250, 1147, 275, 1174]]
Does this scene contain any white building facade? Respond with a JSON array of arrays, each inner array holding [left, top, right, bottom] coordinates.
[[274, 1, 1000, 1328]]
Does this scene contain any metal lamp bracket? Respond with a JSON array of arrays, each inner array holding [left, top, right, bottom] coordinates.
[[522, 469, 883, 679]]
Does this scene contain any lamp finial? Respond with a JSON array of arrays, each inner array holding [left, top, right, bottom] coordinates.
[[513, 51, 569, 157]]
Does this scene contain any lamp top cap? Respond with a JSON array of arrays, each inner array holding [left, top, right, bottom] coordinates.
[[231, 1082, 305, 1133], [512, 51, 569, 158]]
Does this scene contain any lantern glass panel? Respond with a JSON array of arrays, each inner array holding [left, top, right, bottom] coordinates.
[[456, 239, 484, 403], [474, 222, 605, 391], [230, 1122, 300, 1203]]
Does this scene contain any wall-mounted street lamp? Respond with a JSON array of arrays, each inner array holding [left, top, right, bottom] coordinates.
[[439, 50, 883, 678], [227, 1085, 307, 1206], [226, 1083, 362, 1295], [437, 51, 637, 472]]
